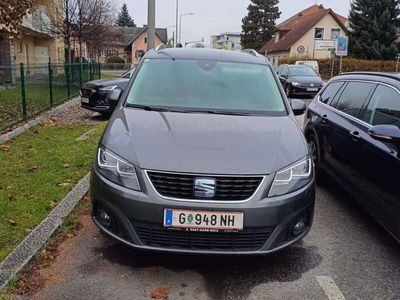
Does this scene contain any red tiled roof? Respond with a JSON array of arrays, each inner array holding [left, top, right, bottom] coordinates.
[[259, 5, 348, 54]]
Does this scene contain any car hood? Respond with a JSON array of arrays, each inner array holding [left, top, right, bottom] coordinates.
[[101, 109, 308, 175], [291, 76, 323, 85], [83, 78, 129, 88]]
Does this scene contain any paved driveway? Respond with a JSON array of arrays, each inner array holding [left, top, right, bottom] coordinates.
[[28, 97, 400, 300]]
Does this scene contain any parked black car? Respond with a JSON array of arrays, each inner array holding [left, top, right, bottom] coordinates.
[[304, 72, 400, 242], [276, 64, 325, 97], [80, 68, 136, 116]]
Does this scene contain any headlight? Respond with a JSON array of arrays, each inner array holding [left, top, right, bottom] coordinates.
[[269, 157, 313, 197], [99, 85, 118, 91], [96, 147, 140, 191], [291, 81, 300, 86], [99, 86, 122, 101]]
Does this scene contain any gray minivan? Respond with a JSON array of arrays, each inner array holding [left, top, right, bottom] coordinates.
[[90, 47, 315, 254]]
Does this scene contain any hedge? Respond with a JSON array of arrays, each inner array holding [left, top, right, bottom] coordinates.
[[278, 57, 399, 80], [106, 55, 125, 64]]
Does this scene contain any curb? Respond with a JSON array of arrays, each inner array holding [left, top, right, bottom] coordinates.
[[0, 97, 80, 145], [0, 172, 91, 290]]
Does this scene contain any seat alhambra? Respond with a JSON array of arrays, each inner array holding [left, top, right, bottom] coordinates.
[[90, 47, 315, 254]]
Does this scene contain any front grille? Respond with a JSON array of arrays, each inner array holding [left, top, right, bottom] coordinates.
[[147, 171, 263, 201], [80, 88, 94, 97], [132, 221, 274, 251]]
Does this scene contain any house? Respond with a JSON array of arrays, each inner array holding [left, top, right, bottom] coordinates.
[[12, 0, 65, 67], [259, 5, 348, 66], [91, 26, 168, 64], [211, 32, 242, 51]]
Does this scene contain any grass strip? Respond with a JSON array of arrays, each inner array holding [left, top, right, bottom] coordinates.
[[0, 122, 105, 262]]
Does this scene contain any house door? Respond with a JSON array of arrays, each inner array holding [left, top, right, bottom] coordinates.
[[35, 46, 49, 64], [35, 46, 49, 74]]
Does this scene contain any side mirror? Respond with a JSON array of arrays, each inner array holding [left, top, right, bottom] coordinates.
[[291, 99, 306, 116], [368, 124, 400, 148]]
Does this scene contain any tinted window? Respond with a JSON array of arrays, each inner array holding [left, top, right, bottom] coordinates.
[[126, 59, 286, 115], [360, 85, 400, 127], [335, 82, 375, 117], [320, 82, 344, 104]]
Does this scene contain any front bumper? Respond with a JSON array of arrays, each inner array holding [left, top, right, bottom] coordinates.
[[90, 167, 315, 255], [291, 86, 321, 96]]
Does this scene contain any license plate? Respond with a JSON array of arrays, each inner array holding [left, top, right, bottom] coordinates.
[[307, 88, 318, 92], [81, 97, 89, 104], [163, 209, 244, 231]]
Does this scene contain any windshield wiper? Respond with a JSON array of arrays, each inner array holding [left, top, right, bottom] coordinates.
[[181, 109, 252, 116], [126, 104, 171, 112]]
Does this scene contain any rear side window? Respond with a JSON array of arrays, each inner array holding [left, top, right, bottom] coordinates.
[[360, 84, 400, 128], [320, 82, 344, 104], [334, 82, 375, 117]]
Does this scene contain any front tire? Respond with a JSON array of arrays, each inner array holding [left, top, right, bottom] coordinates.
[[306, 132, 327, 184]]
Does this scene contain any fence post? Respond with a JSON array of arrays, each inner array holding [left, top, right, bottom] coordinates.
[[48, 61, 53, 107], [66, 63, 71, 99], [20, 63, 27, 120], [89, 63, 92, 81], [98, 62, 101, 79], [79, 62, 82, 86]]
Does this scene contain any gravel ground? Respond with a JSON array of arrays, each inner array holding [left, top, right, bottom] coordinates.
[[48, 100, 105, 126]]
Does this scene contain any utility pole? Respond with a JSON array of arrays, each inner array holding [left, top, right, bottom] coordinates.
[[175, 0, 179, 47], [147, 0, 156, 51]]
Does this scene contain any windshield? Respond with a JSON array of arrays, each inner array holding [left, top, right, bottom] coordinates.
[[289, 66, 318, 77], [126, 59, 286, 115]]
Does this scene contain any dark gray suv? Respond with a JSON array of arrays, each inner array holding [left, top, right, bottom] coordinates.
[[90, 47, 315, 254]]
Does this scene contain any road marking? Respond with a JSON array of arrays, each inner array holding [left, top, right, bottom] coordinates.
[[76, 127, 97, 141], [317, 276, 345, 300]]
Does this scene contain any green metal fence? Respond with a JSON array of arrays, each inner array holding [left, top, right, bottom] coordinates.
[[0, 62, 100, 131]]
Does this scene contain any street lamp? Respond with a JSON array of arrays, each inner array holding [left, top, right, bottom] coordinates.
[[167, 25, 176, 47], [179, 13, 194, 44]]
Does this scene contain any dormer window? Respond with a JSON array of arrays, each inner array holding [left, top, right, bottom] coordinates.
[[275, 33, 280, 43]]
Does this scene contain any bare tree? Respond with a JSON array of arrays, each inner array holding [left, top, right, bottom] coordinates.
[[73, 0, 115, 62], [43, 0, 115, 62]]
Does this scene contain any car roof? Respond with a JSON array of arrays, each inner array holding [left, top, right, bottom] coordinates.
[[145, 48, 269, 65], [335, 72, 400, 82]]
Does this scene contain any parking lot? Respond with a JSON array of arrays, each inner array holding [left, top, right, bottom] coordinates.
[[25, 98, 400, 300]]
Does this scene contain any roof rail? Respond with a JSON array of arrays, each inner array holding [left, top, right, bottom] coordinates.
[[241, 49, 260, 57], [155, 43, 168, 52]]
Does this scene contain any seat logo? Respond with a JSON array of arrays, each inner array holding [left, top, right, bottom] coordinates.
[[194, 178, 216, 198]]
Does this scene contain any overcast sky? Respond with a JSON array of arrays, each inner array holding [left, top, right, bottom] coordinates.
[[122, 0, 351, 46]]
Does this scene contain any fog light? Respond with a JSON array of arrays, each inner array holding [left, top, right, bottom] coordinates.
[[292, 220, 306, 236], [98, 209, 111, 227]]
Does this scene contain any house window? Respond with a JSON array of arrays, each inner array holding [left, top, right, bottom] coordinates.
[[331, 28, 340, 40], [17, 41, 23, 53], [315, 28, 324, 39], [145, 37, 148, 44], [231, 43, 235, 49]]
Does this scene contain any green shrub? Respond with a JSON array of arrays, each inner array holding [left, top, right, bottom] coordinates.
[[278, 57, 398, 80], [106, 55, 125, 64]]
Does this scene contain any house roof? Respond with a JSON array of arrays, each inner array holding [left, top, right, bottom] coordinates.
[[259, 5, 348, 54], [98, 26, 168, 48]]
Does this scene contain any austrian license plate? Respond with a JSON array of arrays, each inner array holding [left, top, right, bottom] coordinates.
[[81, 97, 89, 104], [163, 209, 244, 231], [307, 88, 318, 92]]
